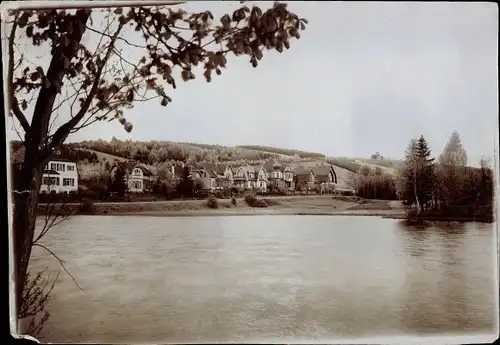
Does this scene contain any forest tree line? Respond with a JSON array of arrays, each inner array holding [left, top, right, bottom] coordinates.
[[65, 138, 291, 165], [351, 131, 494, 221]]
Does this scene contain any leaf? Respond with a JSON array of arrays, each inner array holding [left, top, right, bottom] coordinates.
[[21, 100, 28, 110], [30, 71, 40, 81], [124, 122, 133, 133], [114, 8, 123, 15], [146, 79, 157, 89], [181, 70, 190, 81], [26, 25, 34, 38], [161, 97, 168, 106]]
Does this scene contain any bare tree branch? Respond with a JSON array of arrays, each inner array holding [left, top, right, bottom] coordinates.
[[33, 197, 74, 245], [33, 243, 83, 291], [8, 15, 32, 137], [48, 22, 125, 154], [86, 25, 146, 48]]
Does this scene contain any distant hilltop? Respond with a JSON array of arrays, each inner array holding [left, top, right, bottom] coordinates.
[[9, 138, 402, 177]]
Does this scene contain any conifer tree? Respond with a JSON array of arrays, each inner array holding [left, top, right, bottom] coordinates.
[[400, 136, 436, 212], [109, 166, 128, 197], [415, 135, 435, 210], [177, 165, 194, 198]]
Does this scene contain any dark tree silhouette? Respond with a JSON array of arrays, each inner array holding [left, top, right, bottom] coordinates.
[[109, 166, 128, 197], [177, 165, 194, 198]]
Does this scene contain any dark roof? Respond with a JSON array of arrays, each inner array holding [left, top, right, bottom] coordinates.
[[12, 146, 75, 164], [311, 165, 337, 183], [294, 166, 311, 175], [112, 160, 153, 176], [43, 169, 60, 175], [202, 162, 233, 175], [200, 164, 219, 178], [293, 166, 313, 182], [311, 165, 331, 176], [139, 165, 153, 176]]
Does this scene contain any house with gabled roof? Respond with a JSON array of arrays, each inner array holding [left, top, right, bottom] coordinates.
[[311, 164, 337, 193], [293, 166, 316, 190], [110, 160, 155, 193], [233, 164, 268, 191], [201, 163, 234, 190], [191, 164, 218, 190], [11, 146, 79, 194], [264, 159, 295, 190]]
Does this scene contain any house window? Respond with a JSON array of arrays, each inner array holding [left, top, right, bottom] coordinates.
[[63, 178, 75, 186], [50, 163, 66, 172], [132, 181, 142, 189], [133, 168, 141, 175], [43, 177, 59, 185], [67, 165, 75, 171]]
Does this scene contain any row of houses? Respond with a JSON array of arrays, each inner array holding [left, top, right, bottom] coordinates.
[[171, 160, 338, 193], [11, 146, 339, 194]]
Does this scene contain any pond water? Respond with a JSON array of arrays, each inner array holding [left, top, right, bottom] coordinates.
[[28, 215, 498, 343]]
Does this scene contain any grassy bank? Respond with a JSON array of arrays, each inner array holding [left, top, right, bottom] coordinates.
[[37, 195, 404, 217], [36, 196, 492, 222]]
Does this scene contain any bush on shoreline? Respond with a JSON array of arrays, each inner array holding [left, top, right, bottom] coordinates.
[[244, 194, 268, 208], [206, 197, 219, 209], [79, 198, 96, 215]]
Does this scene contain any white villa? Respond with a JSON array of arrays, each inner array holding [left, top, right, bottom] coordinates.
[[41, 156, 79, 194], [11, 147, 79, 194]]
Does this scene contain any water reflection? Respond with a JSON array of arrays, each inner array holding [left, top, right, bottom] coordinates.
[[394, 220, 495, 334], [29, 215, 497, 343]]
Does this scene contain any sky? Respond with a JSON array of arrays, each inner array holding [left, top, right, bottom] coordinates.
[[4, 1, 499, 162]]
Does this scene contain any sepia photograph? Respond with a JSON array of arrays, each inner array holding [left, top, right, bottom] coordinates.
[[3, 0, 499, 343]]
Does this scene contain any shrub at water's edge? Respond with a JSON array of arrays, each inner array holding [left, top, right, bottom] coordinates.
[[205, 197, 219, 209], [78, 199, 96, 215], [244, 194, 268, 208]]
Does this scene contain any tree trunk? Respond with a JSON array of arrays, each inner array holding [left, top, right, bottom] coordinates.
[[9, 9, 91, 325], [13, 145, 43, 319]]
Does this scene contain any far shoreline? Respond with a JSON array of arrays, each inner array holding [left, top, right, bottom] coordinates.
[[35, 195, 493, 223], [92, 211, 494, 223]]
